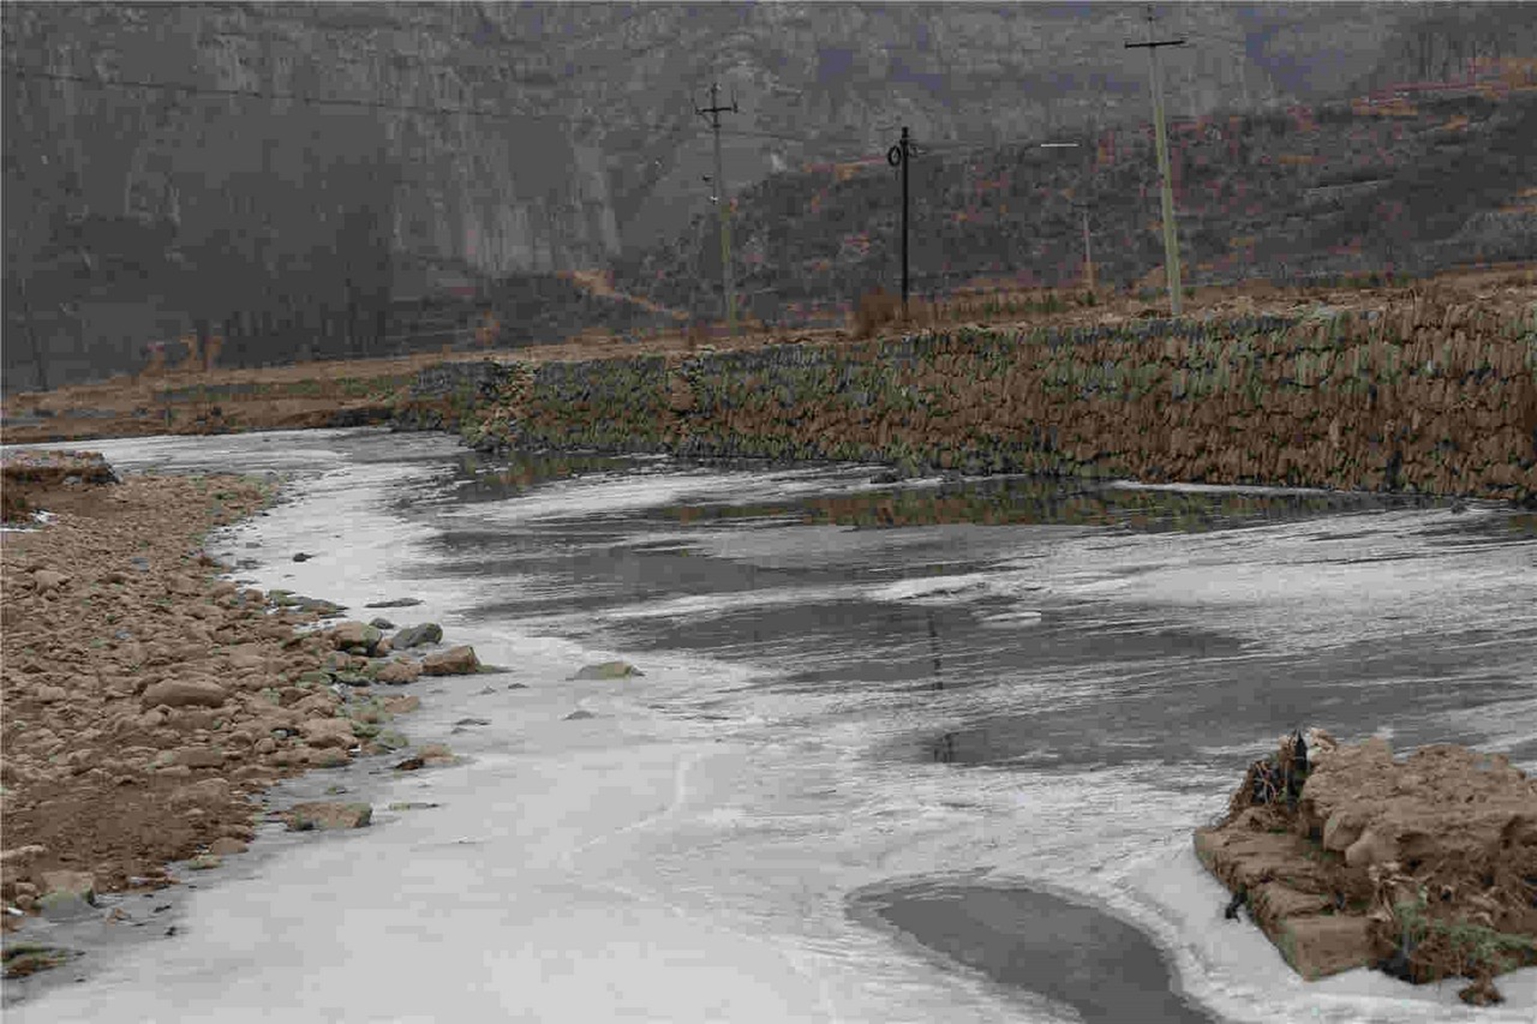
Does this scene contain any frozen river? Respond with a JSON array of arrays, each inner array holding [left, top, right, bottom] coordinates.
[[9, 427, 1536, 1023]]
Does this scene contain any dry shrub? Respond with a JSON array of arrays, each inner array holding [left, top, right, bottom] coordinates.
[[179, 333, 201, 372], [855, 288, 903, 338], [143, 342, 168, 377], [203, 334, 224, 373]]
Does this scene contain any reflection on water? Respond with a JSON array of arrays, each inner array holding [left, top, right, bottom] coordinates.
[[451, 450, 640, 499], [657, 475, 1443, 532], [447, 449, 1470, 535]]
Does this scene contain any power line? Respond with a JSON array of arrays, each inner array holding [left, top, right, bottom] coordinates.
[[8, 65, 681, 135]]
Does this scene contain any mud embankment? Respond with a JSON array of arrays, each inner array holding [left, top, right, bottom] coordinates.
[[399, 295, 1537, 504]]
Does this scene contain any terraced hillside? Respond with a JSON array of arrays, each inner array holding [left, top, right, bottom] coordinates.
[[616, 88, 1537, 325]]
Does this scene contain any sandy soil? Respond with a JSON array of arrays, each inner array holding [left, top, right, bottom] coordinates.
[[0, 458, 476, 958]]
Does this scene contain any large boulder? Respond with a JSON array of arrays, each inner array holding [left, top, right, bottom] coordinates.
[[391, 623, 443, 649], [140, 679, 228, 709], [421, 645, 479, 676]]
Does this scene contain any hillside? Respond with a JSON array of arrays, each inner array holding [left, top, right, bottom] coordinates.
[[615, 87, 1537, 324], [5, 2, 1536, 391]]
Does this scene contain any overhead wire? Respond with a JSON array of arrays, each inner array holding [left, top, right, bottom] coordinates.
[[7, 65, 682, 135]]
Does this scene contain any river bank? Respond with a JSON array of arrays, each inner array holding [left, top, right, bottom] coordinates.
[[0, 448, 486, 990], [7, 274, 1534, 513], [426, 287, 1537, 507]]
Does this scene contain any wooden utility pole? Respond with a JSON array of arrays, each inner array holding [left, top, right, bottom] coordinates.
[[887, 126, 912, 318], [696, 83, 739, 335], [1126, 5, 1186, 315]]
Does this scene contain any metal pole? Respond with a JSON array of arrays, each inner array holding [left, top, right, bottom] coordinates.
[[901, 126, 910, 319], [888, 126, 913, 319]]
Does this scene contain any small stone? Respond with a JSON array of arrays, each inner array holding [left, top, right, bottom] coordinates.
[[254, 737, 277, 755], [0, 845, 48, 867], [40, 871, 95, 903], [300, 717, 356, 749], [187, 853, 221, 870], [37, 892, 95, 922], [327, 621, 382, 653], [422, 645, 479, 676], [34, 685, 69, 703], [176, 748, 225, 769], [393, 757, 426, 771], [453, 717, 491, 727], [208, 837, 247, 856], [571, 661, 644, 681], [375, 729, 409, 751], [292, 552, 311, 562], [368, 617, 395, 630], [311, 748, 350, 768], [285, 801, 371, 831], [33, 569, 71, 592], [564, 709, 597, 720], [140, 679, 228, 709], [171, 778, 232, 806], [374, 659, 422, 685], [391, 623, 443, 649]]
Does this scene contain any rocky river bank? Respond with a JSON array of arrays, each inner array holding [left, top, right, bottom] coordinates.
[[0, 451, 488, 980]]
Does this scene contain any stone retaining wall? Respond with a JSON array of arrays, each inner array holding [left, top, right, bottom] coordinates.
[[396, 297, 1537, 504]]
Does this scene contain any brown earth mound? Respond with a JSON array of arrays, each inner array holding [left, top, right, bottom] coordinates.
[[1196, 730, 1537, 1006], [2, 450, 120, 521]]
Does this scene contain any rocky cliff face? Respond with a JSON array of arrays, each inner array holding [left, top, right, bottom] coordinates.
[[2, 3, 619, 292]]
